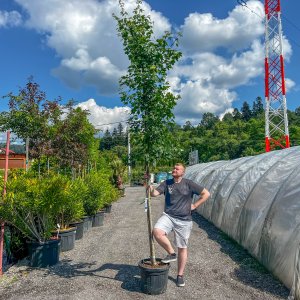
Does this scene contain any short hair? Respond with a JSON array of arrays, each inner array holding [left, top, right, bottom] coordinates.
[[175, 163, 186, 171]]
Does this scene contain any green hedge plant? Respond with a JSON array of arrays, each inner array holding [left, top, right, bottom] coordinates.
[[1, 174, 56, 242], [83, 171, 119, 215], [0, 173, 85, 242], [52, 175, 85, 230]]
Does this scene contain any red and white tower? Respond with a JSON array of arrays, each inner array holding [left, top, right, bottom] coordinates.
[[264, 0, 290, 151]]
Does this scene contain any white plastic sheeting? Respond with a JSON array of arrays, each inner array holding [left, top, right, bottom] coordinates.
[[185, 146, 300, 298]]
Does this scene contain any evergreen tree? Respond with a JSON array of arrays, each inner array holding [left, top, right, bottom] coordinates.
[[222, 112, 234, 123], [233, 108, 242, 121], [100, 129, 113, 150], [295, 106, 300, 117], [183, 121, 193, 131], [117, 122, 124, 136], [241, 101, 252, 121], [200, 112, 219, 129], [252, 97, 264, 117]]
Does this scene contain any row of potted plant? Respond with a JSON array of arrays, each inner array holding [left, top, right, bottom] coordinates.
[[0, 170, 120, 267]]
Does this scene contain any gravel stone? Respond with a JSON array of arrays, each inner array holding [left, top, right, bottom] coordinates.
[[0, 186, 289, 299]]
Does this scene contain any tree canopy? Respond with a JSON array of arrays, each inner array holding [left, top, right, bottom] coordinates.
[[114, 0, 182, 171]]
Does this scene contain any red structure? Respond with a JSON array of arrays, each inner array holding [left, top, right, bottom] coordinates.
[[0, 131, 10, 275], [0, 149, 26, 169], [264, 0, 290, 151]]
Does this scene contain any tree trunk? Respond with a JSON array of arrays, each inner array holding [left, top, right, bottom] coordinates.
[[145, 164, 157, 265]]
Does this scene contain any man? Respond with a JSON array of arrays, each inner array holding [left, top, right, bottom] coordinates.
[[150, 163, 210, 287]]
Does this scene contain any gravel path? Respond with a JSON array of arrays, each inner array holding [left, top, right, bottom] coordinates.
[[0, 186, 290, 300]]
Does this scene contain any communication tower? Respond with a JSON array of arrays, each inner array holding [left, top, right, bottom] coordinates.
[[264, 0, 290, 151]]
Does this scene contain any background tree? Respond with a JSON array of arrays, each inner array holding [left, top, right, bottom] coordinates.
[[241, 101, 252, 121], [252, 96, 264, 117], [200, 112, 219, 129], [100, 129, 113, 150], [183, 120, 193, 131], [52, 105, 97, 174], [0, 77, 61, 168], [114, 0, 182, 265], [233, 108, 242, 121]]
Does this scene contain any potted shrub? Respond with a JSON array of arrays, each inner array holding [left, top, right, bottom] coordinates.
[[51, 174, 84, 251], [0, 173, 60, 267], [83, 171, 106, 228], [103, 189, 118, 213], [69, 178, 88, 240]]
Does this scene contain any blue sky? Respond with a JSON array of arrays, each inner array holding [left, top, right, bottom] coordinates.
[[0, 0, 299, 128]]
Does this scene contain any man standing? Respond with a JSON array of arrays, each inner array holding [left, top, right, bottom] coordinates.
[[150, 163, 210, 287]]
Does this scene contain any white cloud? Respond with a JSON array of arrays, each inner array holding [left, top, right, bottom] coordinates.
[[15, 0, 170, 95], [174, 81, 237, 124], [0, 10, 22, 27], [180, 0, 264, 54], [285, 78, 295, 92], [169, 39, 264, 123], [76, 98, 130, 131], [210, 40, 264, 89], [13, 0, 295, 124], [165, 1, 267, 124], [168, 0, 293, 124], [282, 36, 292, 62]]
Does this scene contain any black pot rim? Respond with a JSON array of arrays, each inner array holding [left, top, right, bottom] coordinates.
[[138, 258, 170, 271], [53, 226, 77, 235], [70, 220, 84, 225], [95, 211, 105, 216], [26, 239, 61, 246]]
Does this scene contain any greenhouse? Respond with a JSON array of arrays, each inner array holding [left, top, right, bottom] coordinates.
[[185, 146, 300, 298]]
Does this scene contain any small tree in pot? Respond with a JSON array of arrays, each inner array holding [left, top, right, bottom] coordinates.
[[114, 0, 181, 294]]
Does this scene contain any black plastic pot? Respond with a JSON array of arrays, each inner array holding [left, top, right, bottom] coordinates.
[[58, 227, 76, 252], [138, 258, 170, 295], [27, 239, 60, 268], [104, 204, 112, 213], [92, 211, 105, 227], [82, 216, 89, 233], [87, 216, 93, 230], [69, 220, 84, 240], [82, 216, 93, 232]]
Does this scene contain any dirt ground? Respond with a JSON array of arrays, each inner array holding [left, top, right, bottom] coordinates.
[[0, 186, 290, 299]]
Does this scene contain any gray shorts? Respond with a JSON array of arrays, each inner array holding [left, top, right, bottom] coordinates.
[[154, 212, 193, 248]]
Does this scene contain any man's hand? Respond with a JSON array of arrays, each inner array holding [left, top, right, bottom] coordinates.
[[192, 188, 210, 211], [148, 185, 160, 197]]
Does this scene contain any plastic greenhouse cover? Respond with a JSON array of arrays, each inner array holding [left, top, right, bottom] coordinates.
[[185, 146, 300, 299]]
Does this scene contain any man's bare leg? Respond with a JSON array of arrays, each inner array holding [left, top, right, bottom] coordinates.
[[153, 228, 174, 254], [177, 247, 187, 276]]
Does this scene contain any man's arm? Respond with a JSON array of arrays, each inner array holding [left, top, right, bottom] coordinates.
[[191, 188, 210, 210], [149, 185, 161, 197]]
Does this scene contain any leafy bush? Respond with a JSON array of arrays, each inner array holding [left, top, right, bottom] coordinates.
[[0, 174, 56, 242], [83, 171, 119, 215], [52, 175, 85, 229], [0, 173, 85, 242]]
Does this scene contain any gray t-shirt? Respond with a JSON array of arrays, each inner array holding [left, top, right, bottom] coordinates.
[[156, 178, 204, 221]]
